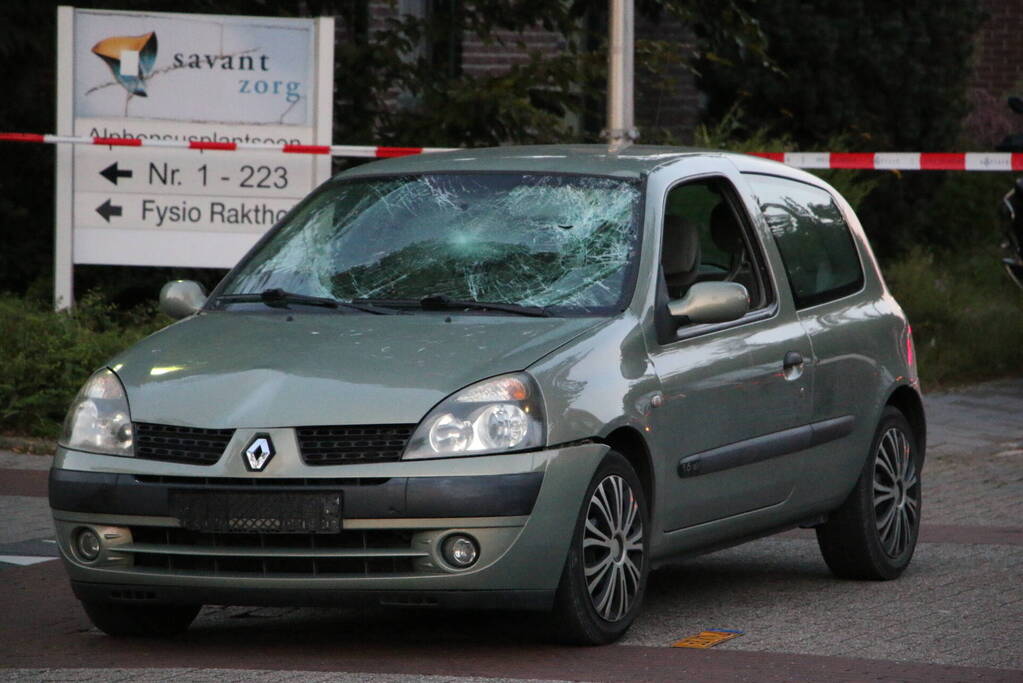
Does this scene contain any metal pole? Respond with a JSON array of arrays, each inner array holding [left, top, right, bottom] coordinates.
[[54, 5, 74, 310], [313, 16, 335, 187], [607, 0, 636, 151]]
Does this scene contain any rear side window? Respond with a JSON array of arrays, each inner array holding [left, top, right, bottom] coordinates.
[[746, 174, 863, 309]]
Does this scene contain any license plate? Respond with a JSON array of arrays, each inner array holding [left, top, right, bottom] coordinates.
[[169, 491, 343, 533]]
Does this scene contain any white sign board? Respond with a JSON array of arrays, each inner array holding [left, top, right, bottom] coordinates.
[[55, 6, 334, 307]]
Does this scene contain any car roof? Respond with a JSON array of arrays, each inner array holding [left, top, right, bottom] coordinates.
[[336, 144, 821, 184]]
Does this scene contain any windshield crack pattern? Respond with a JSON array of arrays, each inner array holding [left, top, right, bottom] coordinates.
[[222, 173, 641, 312]]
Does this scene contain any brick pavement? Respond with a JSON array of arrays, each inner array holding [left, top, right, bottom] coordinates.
[[1, 671, 572, 682], [0, 496, 54, 546], [623, 378, 1023, 669], [626, 538, 1023, 669], [923, 378, 1023, 527], [0, 378, 1020, 680], [0, 456, 55, 551]]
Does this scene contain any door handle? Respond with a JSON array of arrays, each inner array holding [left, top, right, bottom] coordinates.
[[783, 351, 805, 380]]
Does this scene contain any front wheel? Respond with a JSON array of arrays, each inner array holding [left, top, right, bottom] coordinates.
[[816, 406, 922, 580], [82, 600, 201, 637], [551, 451, 649, 645]]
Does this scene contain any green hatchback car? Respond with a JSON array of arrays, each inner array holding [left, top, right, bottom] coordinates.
[[51, 146, 925, 645]]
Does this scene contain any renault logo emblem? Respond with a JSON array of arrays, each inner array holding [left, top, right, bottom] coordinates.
[[243, 434, 275, 472]]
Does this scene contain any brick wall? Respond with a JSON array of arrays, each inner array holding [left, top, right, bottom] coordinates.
[[352, 2, 701, 141], [367, 0, 396, 37], [966, 0, 1023, 146], [349, 2, 1019, 145], [461, 28, 564, 76], [971, 0, 1023, 97], [459, 15, 702, 139], [634, 12, 701, 141]]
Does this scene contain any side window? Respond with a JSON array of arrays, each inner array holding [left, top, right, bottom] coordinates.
[[745, 174, 864, 309], [661, 178, 771, 311]]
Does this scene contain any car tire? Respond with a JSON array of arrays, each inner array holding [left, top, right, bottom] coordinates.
[[816, 406, 922, 580], [551, 451, 649, 645], [81, 600, 201, 637]]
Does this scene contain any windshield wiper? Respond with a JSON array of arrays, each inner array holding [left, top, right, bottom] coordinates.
[[353, 295, 550, 317], [215, 289, 396, 314]]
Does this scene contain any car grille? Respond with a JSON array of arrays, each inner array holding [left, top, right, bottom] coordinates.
[[120, 526, 420, 576], [297, 424, 415, 465], [133, 423, 235, 465], [134, 475, 390, 487]]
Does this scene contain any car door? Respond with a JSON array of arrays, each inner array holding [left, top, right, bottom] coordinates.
[[745, 173, 880, 498], [646, 162, 815, 532]]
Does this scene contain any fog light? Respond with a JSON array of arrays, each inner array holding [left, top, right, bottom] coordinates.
[[75, 528, 101, 562], [442, 534, 479, 568]]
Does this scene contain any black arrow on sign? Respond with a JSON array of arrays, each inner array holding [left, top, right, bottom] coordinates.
[[99, 162, 133, 185], [96, 199, 122, 223]]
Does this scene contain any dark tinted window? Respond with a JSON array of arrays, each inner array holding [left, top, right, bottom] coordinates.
[[746, 174, 863, 309]]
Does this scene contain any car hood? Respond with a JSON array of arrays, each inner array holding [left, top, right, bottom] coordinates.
[[110, 311, 603, 428]]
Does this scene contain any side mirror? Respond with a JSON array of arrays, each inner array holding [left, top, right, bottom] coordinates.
[[159, 280, 207, 319], [668, 281, 749, 326]]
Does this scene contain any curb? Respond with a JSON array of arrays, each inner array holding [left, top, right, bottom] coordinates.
[[0, 436, 57, 456]]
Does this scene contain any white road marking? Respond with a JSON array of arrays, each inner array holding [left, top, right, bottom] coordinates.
[[0, 555, 58, 566]]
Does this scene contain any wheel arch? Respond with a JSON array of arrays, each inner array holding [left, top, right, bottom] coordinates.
[[885, 384, 926, 463], [597, 426, 655, 511]]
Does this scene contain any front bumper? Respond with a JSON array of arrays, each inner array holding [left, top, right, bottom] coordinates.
[[50, 442, 607, 610]]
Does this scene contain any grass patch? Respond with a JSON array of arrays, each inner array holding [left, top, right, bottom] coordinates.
[[0, 292, 169, 438], [883, 246, 1023, 390]]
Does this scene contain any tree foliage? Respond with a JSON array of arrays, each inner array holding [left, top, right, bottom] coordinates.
[[0, 1, 988, 293], [331, 0, 768, 148], [696, 0, 987, 256], [698, 0, 983, 151]]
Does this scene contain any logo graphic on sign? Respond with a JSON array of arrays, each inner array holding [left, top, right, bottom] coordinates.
[[58, 7, 331, 303], [91, 32, 158, 97], [243, 433, 276, 472]]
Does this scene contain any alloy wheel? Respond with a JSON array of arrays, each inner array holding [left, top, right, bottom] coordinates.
[[582, 474, 644, 622], [873, 426, 920, 557]]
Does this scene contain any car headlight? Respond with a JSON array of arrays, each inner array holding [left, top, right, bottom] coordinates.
[[403, 373, 545, 460], [60, 368, 134, 457]]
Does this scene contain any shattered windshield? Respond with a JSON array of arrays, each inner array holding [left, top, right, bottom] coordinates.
[[218, 173, 643, 314]]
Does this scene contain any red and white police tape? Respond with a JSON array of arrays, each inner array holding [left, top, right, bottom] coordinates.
[[749, 151, 1023, 171], [2, 132, 1022, 169], [0, 132, 455, 159]]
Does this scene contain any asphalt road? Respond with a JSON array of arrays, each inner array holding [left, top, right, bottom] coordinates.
[[1, 379, 1021, 682]]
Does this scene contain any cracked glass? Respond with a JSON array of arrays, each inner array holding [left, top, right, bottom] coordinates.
[[220, 173, 643, 314]]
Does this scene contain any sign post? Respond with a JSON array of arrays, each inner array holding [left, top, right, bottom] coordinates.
[[55, 6, 334, 309], [606, 0, 635, 151]]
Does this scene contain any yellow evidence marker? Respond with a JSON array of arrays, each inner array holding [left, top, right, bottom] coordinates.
[[671, 629, 744, 648]]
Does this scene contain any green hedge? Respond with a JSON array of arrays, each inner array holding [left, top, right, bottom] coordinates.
[[0, 293, 169, 438], [884, 247, 1023, 389]]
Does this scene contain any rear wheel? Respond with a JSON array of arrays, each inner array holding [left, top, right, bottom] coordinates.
[[816, 406, 922, 580], [552, 451, 649, 645], [82, 600, 201, 637]]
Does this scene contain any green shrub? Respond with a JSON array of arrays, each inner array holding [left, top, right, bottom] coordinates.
[[883, 247, 1023, 389], [0, 293, 169, 438]]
